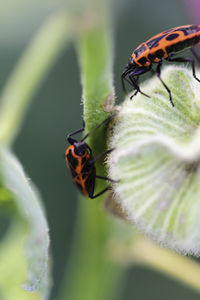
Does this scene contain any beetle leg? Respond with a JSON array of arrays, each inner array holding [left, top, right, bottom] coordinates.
[[121, 74, 128, 94], [66, 125, 85, 144], [88, 150, 119, 199], [129, 67, 151, 99], [88, 148, 114, 165], [90, 174, 120, 198], [81, 113, 117, 142], [167, 55, 200, 83], [129, 76, 140, 98], [90, 187, 111, 199], [156, 60, 174, 107], [122, 76, 136, 91], [95, 175, 120, 183], [129, 75, 150, 99], [191, 47, 200, 64]]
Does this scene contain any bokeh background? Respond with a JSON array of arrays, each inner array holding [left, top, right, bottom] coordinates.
[[1, 0, 200, 299]]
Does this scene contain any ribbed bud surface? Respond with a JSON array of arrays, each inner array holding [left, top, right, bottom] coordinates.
[[108, 66, 200, 255]]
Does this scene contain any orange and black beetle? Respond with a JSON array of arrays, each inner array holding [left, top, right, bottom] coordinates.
[[122, 25, 200, 106], [65, 114, 117, 199]]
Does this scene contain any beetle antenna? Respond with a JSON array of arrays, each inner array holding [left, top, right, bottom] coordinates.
[[81, 113, 117, 142]]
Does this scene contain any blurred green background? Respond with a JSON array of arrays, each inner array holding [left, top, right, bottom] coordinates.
[[1, 0, 200, 299]]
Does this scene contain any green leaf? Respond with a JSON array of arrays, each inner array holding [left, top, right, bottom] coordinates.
[[0, 147, 50, 299], [0, 11, 73, 298], [0, 11, 70, 146], [108, 65, 200, 255]]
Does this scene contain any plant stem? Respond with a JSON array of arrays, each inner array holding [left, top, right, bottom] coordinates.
[[58, 198, 124, 300], [135, 237, 200, 292], [111, 235, 200, 293], [58, 4, 124, 299]]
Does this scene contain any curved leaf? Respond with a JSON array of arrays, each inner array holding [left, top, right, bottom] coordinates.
[[0, 148, 50, 299]]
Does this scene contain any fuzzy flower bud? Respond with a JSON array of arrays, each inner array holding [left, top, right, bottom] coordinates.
[[108, 65, 200, 255]]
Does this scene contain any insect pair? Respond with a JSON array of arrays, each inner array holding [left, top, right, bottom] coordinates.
[[66, 24, 200, 198], [122, 24, 200, 107]]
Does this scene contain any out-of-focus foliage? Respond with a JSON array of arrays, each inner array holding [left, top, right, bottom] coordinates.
[[0, 9, 70, 299]]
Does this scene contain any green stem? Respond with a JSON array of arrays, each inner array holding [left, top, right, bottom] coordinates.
[[0, 11, 70, 146], [77, 21, 115, 195], [111, 236, 200, 293], [58, 5, 123, 300], [59, 199, 124, 300], [134, 237, 200, 292]]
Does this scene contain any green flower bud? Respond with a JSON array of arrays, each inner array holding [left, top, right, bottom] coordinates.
[[108, 65, 200, 255]]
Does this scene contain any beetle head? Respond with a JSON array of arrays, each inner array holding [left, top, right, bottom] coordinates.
[[74, 142, 87, 156]]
